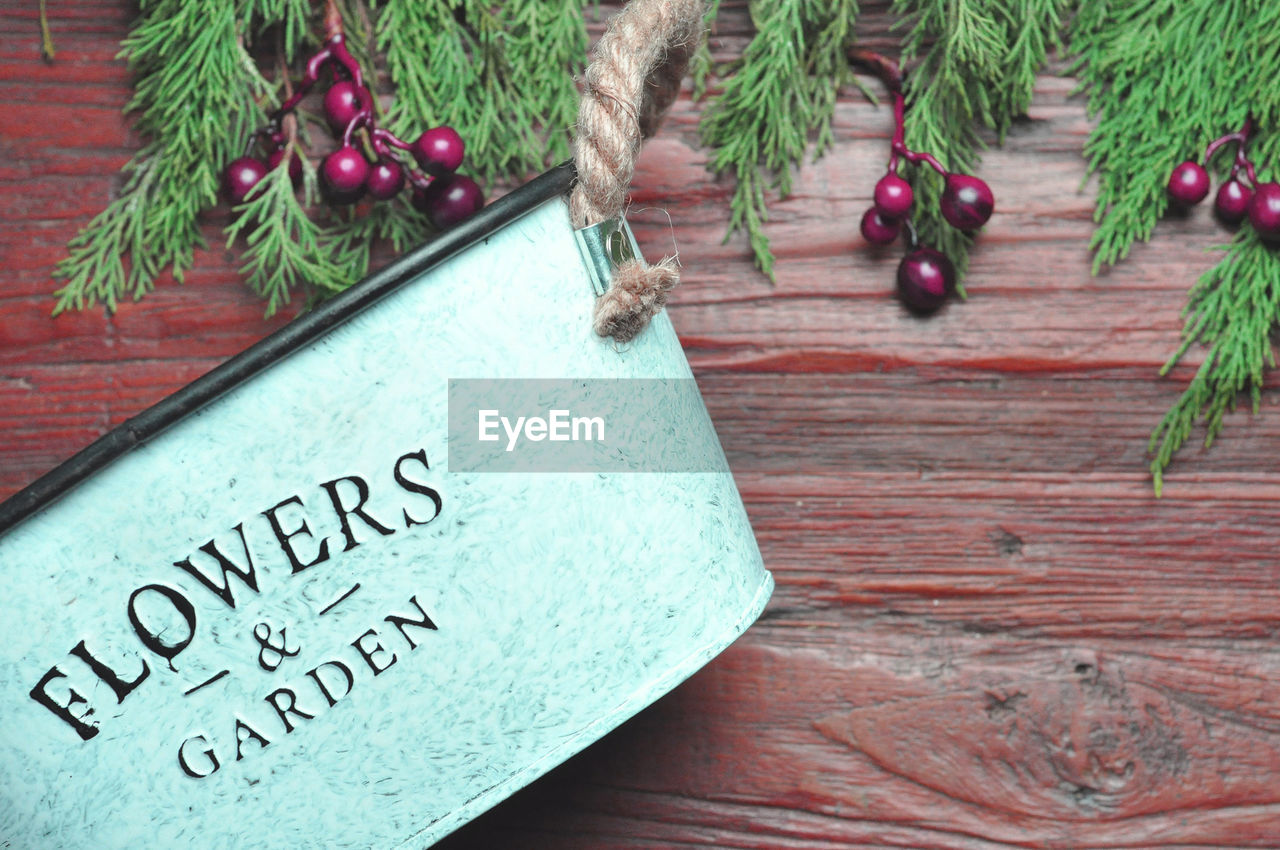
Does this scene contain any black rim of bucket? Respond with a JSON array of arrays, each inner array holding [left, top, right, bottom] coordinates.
[[0, 162, 578, 536]]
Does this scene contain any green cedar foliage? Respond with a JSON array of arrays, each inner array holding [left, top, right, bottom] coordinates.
[[698, 0, 1065, 285], [688, 0, 723, 101], [699, 0, 858, 282], [379, 0, 587, 183], [894, 0, 1067, 289], [224, 155, 349, 316], [1072, 0, 1263, 269], [53, 1, 271, 313], [55, 0, 588, 316], [1071, 0, 1280, 491], [1148, 232, 1280, 496], [324, 196, 437, 285]]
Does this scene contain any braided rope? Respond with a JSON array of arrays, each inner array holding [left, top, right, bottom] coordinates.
[[570, 0, 704, 342]]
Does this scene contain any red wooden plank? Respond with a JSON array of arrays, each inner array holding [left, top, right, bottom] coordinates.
[[435, 635, 1280, 848]]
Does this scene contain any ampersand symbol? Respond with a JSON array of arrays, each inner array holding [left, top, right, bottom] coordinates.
[[253, 622, 300, 672]]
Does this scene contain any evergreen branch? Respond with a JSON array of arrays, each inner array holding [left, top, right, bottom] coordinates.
[[990, 0, 1063, 125], [1072, 1, 1280, 489], [1070, 0, 1257, 271], [371, 195, 435, 253], [53, 149, 163, 314], [894, 0, 1067, 291], [379, 0, 586, 184], [503, 0, 588, 164], [807, 0, 859, 160], [1149, 232, 1280, 495], [225, 161, 352, 316], [689, 0, 724, 101], [701, 0, 1058, 281], [699, 0, 858, 280], [57, 0, 593, 317], [319, 196, 436, 288], [701, 1, 808, 280], [323, 208, 377, 285], [54, 0, 270, 313]]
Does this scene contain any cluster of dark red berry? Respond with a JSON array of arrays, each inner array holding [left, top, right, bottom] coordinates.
[[222, 33, 483, 229], [1167, 118, 1280, 240], [852, 51, 994, 315]]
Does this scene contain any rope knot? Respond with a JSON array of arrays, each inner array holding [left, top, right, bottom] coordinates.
[[591, 256, 680, 342], [570, 0, 704, 343]]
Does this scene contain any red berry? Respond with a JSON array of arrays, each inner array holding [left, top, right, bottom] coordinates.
[[321, 146, 370, 204], [896, 247, 954, 315], [412, 175, 484, 228], [223, 157, 268, 204], [939, 173, 994, 231], [411, 126, 465, 176], [365, 159, 406, 201], [1167, 161, 1210, 207], [1247, 182, 1280, 242], [323, 81, 372, 135], [1214, 178, 1253, 226], [859, 207, 900, 245], [267, 148, 303, 187], [873, 173, 913, 219]]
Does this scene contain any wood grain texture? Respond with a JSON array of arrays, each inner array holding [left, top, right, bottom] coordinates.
[[4, 1, 1280, 847]]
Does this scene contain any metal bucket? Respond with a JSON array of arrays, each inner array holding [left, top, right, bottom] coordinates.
[[0, 164, 772, 848]]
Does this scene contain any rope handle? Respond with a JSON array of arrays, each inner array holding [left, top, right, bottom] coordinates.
[[570, 0, 704, 343]]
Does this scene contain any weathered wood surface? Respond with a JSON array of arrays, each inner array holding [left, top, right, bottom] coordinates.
[[4, 1, 1280, 847]]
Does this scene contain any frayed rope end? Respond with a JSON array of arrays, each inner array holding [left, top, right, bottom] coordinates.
[[592, 256, 680, 342]]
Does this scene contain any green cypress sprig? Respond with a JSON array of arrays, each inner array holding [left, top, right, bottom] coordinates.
[[699, 0, 1062, 284], [1070, 0, 1262, 271], [688, 0, 723, 101], [225, 159, 350, 316], [1149, 231, 1280, 495], [53, 0, 271, 313], [699, 0, 858, 281], [504, 0, 588, 161], [379, 0, 587, 183], [56, 0, 590, 315], [1071, 0, 1280, 489], [323, 196, 436, 285], [894, 0, 1067, 289], [334, 0, 377, 79], [370, 196, 435, 254]]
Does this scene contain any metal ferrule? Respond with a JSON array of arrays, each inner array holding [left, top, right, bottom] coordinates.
[[573, 216, 645, 296]]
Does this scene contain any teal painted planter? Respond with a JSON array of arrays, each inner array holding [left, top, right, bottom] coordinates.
[[0, 166, 771, 848]]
